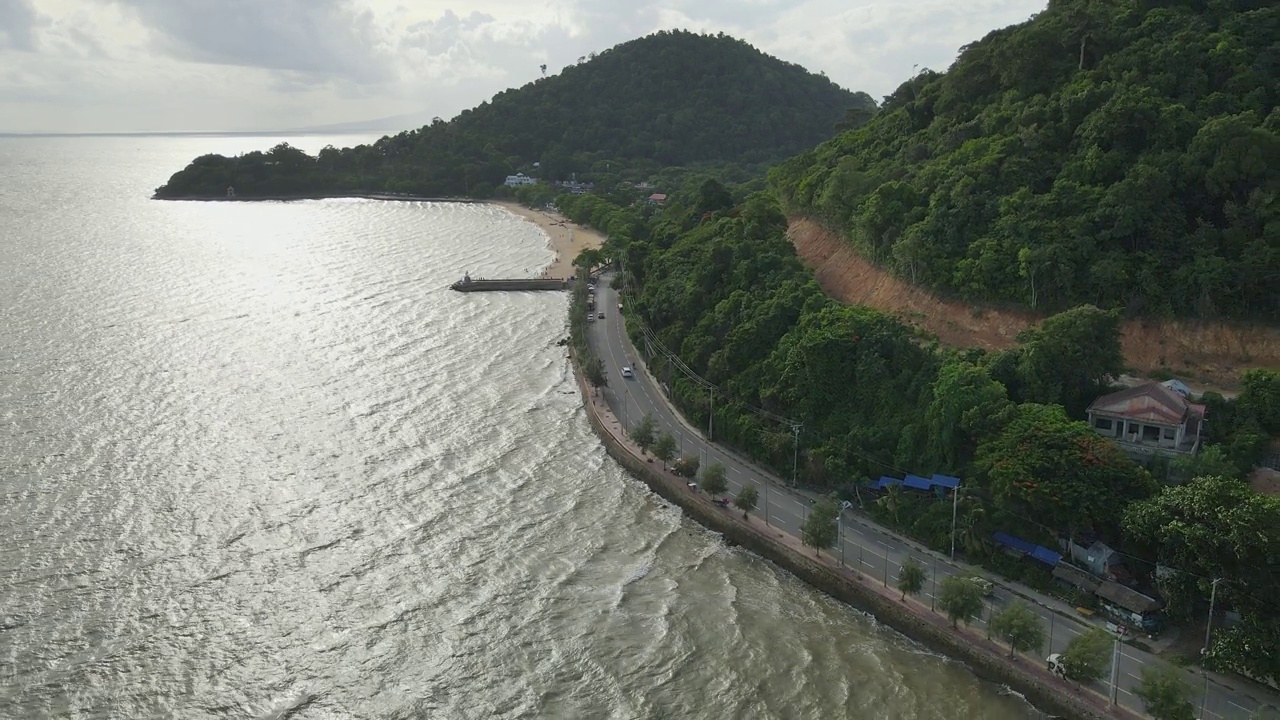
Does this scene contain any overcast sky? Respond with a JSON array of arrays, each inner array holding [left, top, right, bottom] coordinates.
[[0, 0, 1045, 134]]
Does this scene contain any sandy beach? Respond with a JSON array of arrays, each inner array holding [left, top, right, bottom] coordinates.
[[492, 201, 606, 279]]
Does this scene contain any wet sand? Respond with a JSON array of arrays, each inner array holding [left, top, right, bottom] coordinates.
[[491, 201, 605, 279]]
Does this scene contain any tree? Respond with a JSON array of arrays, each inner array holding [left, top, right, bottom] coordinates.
[[989, 601, 1045, 658], [735, 485, 758, 519], [653, 431, 677, 470], [1124, 476, 1280, 684], [924, 356, 1015, 470], [701, 462, 728, 496], [898, 557, 927, 601], [1059, 627, 1112, 683], [583, 356, 607, 387], [976, 403, 1155, 541], [801, 496, 839, 556], [1135, 666, 1196, 720], [632, 413, 657, 450], [672, 454, 699, 478], [1016, 305, 1124, 415], [937, 574, 986, 628]]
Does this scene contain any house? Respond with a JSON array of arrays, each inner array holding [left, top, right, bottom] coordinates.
[[1086, 382, 1205, 457], [503, 173, 537, 187], [647, 193, 667, 205], [1095, 581, 1163, 632], [1065, 538, 1129, 581]]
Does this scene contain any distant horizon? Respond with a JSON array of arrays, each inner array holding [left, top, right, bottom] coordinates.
[[0, 130, 392, 139]]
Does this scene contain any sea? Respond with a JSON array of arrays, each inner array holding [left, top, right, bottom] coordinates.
[[0, 134, 1041, 719]]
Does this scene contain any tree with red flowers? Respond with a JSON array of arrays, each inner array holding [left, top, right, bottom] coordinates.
[[975, 403, 1155, 540]]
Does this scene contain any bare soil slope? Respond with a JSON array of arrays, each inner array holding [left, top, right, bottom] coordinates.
[[788, 217, 1279, 389]]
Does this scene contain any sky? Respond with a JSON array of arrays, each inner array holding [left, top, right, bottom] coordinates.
[[0, 0, 1047, 134]]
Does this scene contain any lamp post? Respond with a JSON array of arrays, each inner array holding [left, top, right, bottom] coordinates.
[[764, 479, 771, 526], [791, 424, 801, 487], [1109, 631, 1121, 707], [838, 514, 844, 567], [949, 485, 961, 561], [931, 557, 937, 612]]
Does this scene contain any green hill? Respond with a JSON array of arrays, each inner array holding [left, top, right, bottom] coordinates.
[[770, 0, 1277, 321], [154, 30, 872, 199]]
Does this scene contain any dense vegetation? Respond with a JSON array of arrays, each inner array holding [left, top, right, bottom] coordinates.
[[554, 177, 1279, 684], [153, 30, 872, 199], [770, 0, 1278, 320]]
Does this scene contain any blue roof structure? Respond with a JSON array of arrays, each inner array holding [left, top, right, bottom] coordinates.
[[903, 474, 933, 490], [994, 532, 1037, 555], [931, 474, 961, 489], [1031, 546, 1064, 566], [994, 532, 1062, 568], [867, 473, 964, 493], [870, 476, 901, 490]]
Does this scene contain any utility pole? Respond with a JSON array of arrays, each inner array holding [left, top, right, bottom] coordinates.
[[708, 386, 714, 441], [1203, 578, 1222, 654], [1200, 578, 1222, 720]]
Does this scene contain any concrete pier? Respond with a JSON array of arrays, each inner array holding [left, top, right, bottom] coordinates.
[[450, 277, 570, 292]]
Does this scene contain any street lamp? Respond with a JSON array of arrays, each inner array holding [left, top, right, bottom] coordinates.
[[949, 485, 962, 561], [837, 513, 844, 567], [1108, 630, 1121, 707], [790, 424, 801, 487]]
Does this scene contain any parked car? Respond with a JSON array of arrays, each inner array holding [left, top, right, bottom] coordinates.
[[1046, 653, 1067, 679]]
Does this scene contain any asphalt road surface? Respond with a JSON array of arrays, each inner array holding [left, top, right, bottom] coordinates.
[[586, 273, 1273, 720]]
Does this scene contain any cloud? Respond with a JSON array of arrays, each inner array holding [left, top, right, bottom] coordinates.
[[0, 0, 43, 51], [1, 0, 1046, 134], [111, 0, 392, 83]]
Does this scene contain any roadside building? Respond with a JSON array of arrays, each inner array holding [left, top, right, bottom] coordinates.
[[1085, 382, 1205, 458]]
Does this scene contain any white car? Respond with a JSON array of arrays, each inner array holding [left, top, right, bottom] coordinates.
[[621, 366, 634, 378]]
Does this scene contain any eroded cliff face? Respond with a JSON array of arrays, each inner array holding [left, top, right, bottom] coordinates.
[[787, 217, 1279, 391]]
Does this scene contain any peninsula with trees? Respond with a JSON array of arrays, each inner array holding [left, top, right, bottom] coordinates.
[[152, 30, 873, 200]]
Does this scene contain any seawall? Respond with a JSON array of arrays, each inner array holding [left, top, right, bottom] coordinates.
[[569, 355, 1129, 720]]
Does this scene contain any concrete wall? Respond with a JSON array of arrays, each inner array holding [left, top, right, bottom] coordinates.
[[571, 361, 1121, 720]]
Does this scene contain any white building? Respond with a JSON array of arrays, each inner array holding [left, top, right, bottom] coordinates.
[[503, 173, 538, 187]]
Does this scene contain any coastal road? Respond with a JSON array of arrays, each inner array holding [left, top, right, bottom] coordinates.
[[586, 274, 1274, 720]]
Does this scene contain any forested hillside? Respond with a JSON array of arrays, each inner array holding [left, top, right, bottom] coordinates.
[[771, 0, 1278, 321], [154, 30, 872, 199], [553, 181, 1279, 685]]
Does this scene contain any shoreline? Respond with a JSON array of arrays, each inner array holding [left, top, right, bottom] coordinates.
[[566, 350, 1130, 720], [490, 201, 605, 279]]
